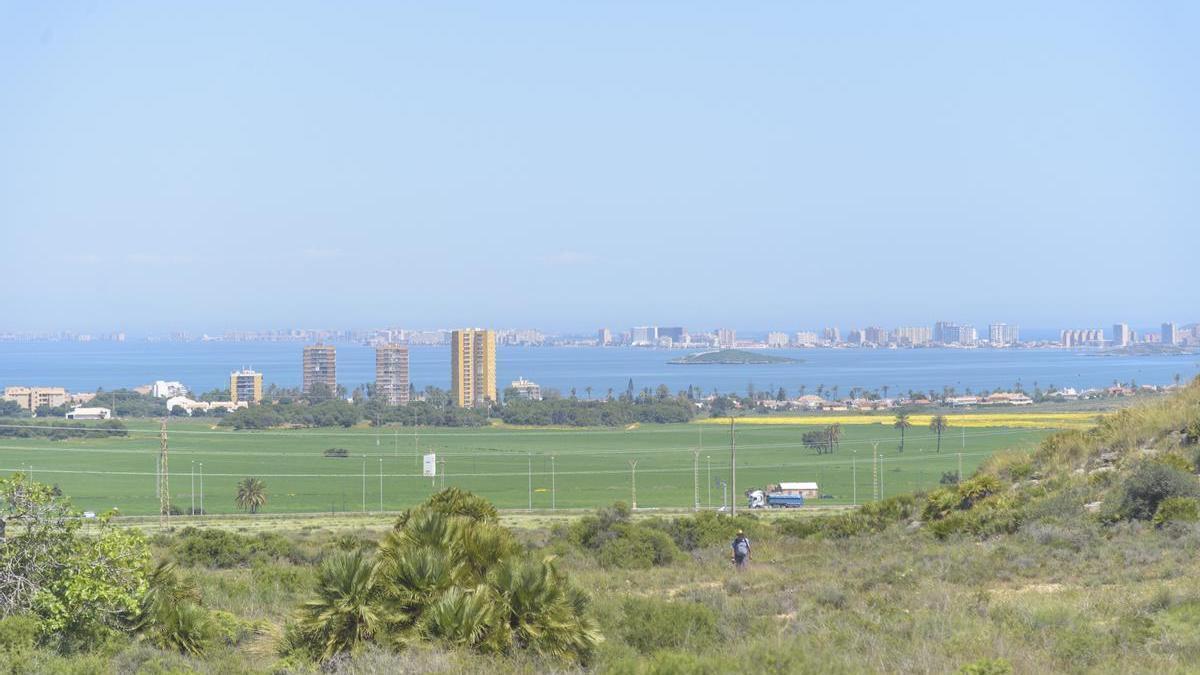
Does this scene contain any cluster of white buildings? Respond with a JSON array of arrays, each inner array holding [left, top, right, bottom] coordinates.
[[1061, 322, 1200, 348]]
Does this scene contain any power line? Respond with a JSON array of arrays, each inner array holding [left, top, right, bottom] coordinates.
[[0, 428, 1050, 460], [0, 449, 1002, 479]]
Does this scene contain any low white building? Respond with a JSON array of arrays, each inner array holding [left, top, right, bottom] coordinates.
[[151, 381, 189, 398], [774, 482, 820, 499], [166, 396, 247, 415], [508, 378, 543, 401], [66, 407, 112, 420]]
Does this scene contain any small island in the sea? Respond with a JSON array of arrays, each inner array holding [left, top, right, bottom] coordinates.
[[668, 349, 801, 365]]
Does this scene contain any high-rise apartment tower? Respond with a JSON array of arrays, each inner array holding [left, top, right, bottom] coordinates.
[[451, 329, 496, 408], [376, 344, 411, 405]]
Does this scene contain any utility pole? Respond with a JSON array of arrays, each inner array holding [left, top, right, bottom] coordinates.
[[550, 455, 556, 510], [629, 459, 639, 510], [159, 418, 169, 527], [693, 449, 701, 511], [199, 463, 203, 515], [361, 455, 366, 513], [729, 417, 737, 516]]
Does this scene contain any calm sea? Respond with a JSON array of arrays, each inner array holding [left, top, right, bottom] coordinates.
[[0, 342, 1196, 397]]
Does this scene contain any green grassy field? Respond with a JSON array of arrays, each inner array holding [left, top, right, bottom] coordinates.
[[0, 419, 1053, 516]]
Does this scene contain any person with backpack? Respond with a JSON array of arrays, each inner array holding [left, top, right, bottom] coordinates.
[[731, 529, 751, 570]]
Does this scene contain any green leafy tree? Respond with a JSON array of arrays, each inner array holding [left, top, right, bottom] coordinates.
[[0, 473, 150, 649], [235, 477, 268, 514]]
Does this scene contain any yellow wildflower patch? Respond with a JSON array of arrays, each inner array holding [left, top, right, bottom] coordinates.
[[694, 411, 1100, 430]]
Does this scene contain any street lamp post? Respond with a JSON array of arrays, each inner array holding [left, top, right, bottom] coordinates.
[[706, 455, 711, 507], [729, 417, 737, 516], [852, 450, 856, 507]]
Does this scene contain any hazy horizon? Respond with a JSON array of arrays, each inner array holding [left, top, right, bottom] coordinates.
[[2, 3, 1196, 333]]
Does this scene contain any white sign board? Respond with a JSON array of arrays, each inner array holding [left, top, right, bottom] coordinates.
[[423, 453, 437, 478]]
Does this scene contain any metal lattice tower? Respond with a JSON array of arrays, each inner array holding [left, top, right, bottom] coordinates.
[[872, 442, 880, 502], [159, 418, 170, 526], [628, 459, 638, 510]]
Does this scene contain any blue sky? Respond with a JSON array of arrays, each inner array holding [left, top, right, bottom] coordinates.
[[1, 2, 1196, 334]]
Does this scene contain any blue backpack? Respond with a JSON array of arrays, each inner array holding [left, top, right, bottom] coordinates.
[[734, 538, 749, 556]]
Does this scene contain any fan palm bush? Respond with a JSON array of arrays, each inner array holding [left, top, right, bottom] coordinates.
[[300, 549, 390, 660], [131, 561, 212, 656], [289, 489, 600, 664]]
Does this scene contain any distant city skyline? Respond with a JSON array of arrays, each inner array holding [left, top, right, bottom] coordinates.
[[3, 317, 1196, 347]]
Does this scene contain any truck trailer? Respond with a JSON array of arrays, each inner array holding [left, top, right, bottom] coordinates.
[[747, 489, 805, 509], [747, 481, 818, 509]]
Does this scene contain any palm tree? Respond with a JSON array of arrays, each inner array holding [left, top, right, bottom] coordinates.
[[929, 415, 949, 453], [584, 386, 592, 400], [828, 423, 842, 452], [235, 477, 267, 514], [893, 412, 912, 452], [300, 549, 391, 660], [882, 385, 889, 400]]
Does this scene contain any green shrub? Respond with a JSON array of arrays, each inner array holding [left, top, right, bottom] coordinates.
[[597, 525, 680, 568], [777, 494, 915, 540], [959, 658, 1012, 675], [568, 502, 632, 550], [1183, 419, 1200, 446], [1157, 453, 1193, 474], [170, 527, 305, 568], [958, 475, 1003, 508], [1108, 462, 1200, 522], [922, 488, 960, 521], [774, 517, 823, 539], [1152, 497, 1200, 528], [618, 598, 718, 654], [643, 650, 729, 674], [645, 511, 763, 551], [0, 615, 40, 653], [208, 610, 256, 647]]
